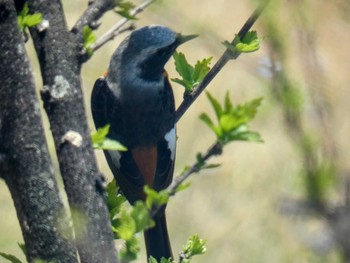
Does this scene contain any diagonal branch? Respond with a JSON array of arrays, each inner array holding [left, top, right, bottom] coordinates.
[[91, 0, 156, 52], [175, 2, 268, 123]]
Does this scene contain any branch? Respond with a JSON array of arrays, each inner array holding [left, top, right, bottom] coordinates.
[[0, 1, 77, 262], [28, 1, 119, 262], [92, 23, 136, 52], [175, 2, 268, 123], [91, 0, 155, 52], [150, 142, 222, 217], [71, 0, 117, 35], [167, 142, 222, 197]]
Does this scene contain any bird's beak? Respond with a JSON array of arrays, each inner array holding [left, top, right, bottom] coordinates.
[[176, 33, 198, 46]]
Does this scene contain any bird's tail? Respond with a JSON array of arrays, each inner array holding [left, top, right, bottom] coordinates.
[[144, 213, 172, 262]]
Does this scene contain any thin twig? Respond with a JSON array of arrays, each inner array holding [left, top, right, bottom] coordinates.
[[91, 23, 136, 52], [175, 2, 269, 123], [150, 142, 222, 217], [72, 0, 117, 35], [91, 0, 155, 52]]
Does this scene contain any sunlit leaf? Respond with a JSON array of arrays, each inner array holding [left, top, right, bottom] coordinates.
[[115, 1, 138, 20], [17, 3, 42, 32], [91, 124, 127, 151], [206, 92, 223, 121]]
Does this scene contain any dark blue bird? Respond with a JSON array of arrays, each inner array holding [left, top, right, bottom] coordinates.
[[91, 25, 194, 261]]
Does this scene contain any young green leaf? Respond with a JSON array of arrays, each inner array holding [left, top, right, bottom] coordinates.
[[115, 1, 138, 20], [119, 236, 139, 262], [131, 201, 155, 232], [106, 180, 126, 220], [175, 181, 191, 193], [172, 52, 212, 92], [223, 30, 261, 54], [192, 57, 212, 86], [182, 234, 207, 259], [116, 208, 136, 241], [83, 26, 96, 56], [17, 3, 42, 32], [91, 124, 127, 151], [199, 113, 222, 137], [206, 92, 223, 121], [144, 186, 169, 210], [160, 258, 173, 263], [200, 92, 263, 144]]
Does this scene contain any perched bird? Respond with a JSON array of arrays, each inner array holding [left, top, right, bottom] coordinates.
[[91, 25, 194, 261]]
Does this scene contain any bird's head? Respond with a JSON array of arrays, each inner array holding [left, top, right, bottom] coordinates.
[[109, 25, 196, 82]]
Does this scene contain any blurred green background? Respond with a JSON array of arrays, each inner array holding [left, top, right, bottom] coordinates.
[[1, 0, 350, 262]]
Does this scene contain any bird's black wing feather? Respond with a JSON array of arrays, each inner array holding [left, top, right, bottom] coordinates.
[[91, 77, 145, 203]]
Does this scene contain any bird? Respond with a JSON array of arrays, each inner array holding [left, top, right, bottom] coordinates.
[[91, 25, 195, 261]]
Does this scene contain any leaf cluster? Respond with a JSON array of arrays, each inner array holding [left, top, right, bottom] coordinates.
[[106, 181, 154, 261], [149, 235, 206, 263], [172, 52, 212, 92], [200, 92, 263, 144], [82, 26, 97, 56], [17, 3, 43, 32], [91, 124, 127, 151], [223, 30, 261, 54], [115, 1, 138, 20]]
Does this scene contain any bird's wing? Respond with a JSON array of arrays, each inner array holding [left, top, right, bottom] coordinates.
[[91, 76, 176, 204], [106, 132, 176, 204], [91, 77, 145, 202], [153, 127, 176, 192]]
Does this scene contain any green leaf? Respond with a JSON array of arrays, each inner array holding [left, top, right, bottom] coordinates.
[[172, 52, 211, 92], [17, 3, 42, 32], [171, 78, 192, 90], [149, 256, 157, 263], [120, 236, 139, 262], [223, 31, 261, 54], [219, 114, 239, 133], [240, 97, 263, 120], [83, 26, 96, 56], [192, 57, 212, 85], [201, 92, 263, 144], [0, 252, 23, 263], [91, 124, 127, 151], [199, 113, 222, 137], [144, 186, 169, 209], [131, 201, 154, 232], [175, 182, 191, 193], [182, 234, 207, 258], [91, 124, 110, 144], [172, 52, 194, 90], [116, 209, 136, 241], [97, 138, 127, 151], [206, 92, 223, 121], [106, 180, 126, 219], [115, 1, 138, 20], [202, 163, 221, 169], [224, 91, 234, 112], [228, 130, 263, 142], [160, 258, 172, 263]]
